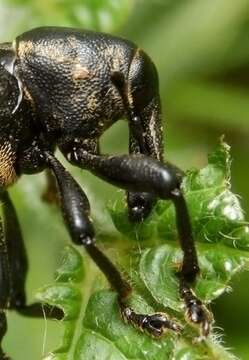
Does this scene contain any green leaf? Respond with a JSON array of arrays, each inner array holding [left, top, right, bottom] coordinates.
[[167, 80, 249, 132], [1, 0, 133, 34], [37, 141, 248, 359]]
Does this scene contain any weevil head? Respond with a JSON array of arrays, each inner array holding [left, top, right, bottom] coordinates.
[[0, 64, 21, 188], [0, 42, 24, 114], [0, 62, 37, 189], [0, 62, 20, 117]]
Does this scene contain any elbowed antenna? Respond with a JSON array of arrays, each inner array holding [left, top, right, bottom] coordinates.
[[0, 42, 23, 113]]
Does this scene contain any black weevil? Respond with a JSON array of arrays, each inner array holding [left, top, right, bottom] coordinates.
[[0, 27, 212, 358]]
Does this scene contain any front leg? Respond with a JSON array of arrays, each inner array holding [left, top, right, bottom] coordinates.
[[67, 149, 213, 336], [0, 191, 63, 359]]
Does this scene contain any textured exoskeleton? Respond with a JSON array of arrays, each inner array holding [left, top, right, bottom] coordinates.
[[0, 27, 212, 359]]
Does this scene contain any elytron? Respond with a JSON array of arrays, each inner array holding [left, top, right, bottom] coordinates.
[[0, 27, 212, 358]]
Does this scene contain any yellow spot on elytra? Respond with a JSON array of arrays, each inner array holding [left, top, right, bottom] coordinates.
[[73, 64, 92, 80]]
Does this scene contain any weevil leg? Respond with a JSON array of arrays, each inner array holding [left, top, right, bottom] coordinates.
[[65, 149, 213, 336], [0, 191, 64, 319], [0, 311, 8, 359], [0, 219, 9, 359], [0, 192, 62, 359], [0, 191, 27, 310], [45, 152, 181, 337], [171, 190, 213, 336], [0, 197, 17, 359], [111, 51, 164, 222]]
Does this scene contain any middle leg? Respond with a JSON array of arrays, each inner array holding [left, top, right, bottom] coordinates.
[[44, 152, 181, 337], [65, 148, 213, 336]]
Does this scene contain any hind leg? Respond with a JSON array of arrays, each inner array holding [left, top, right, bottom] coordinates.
[[111, 50, 164, 221]]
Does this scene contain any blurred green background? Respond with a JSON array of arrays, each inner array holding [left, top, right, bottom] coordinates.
[[0, 0, 249, 359]]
